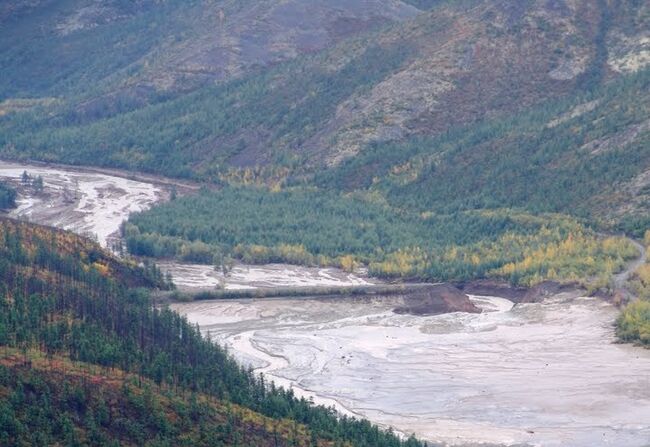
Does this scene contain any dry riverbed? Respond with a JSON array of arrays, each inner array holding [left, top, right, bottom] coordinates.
[[0, 161, 164, 248], [172, 293, 650, 447], [0, 160, 377, 290], [158, 260, 377, 290]]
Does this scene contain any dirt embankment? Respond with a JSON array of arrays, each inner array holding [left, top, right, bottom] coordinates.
[[163, 279, 585, 316], [162, 282, 483, 316], [394, 283, 481, 316]]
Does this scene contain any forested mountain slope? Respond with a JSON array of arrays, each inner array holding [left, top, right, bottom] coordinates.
[[0, 182, 15, 209], [0, 0, 648, 286], [0, 0, 418, 98], [0, 217, 423, 446], [2, 0, 647, 175], [317, 69, 650, 232]]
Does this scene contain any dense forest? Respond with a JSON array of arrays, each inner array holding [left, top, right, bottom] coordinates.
[[0, 40, 411, 179], [125, 187, 534, 264], [314, 69, 650, 234], [0, 217, 424, 446], [126, 187, 638, 287], [0, 182, 16, 209], [1, 2, 646, 213], [118, 66, 648, 288]]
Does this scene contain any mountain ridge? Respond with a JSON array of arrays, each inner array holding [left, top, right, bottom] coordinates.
[[2, 1, 647, 175]]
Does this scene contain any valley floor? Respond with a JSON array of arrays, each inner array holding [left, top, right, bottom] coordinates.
[[2, 160, 650, 446], [171, 293, 650, 447]]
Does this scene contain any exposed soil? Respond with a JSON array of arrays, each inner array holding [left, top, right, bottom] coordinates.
[[0, 157, 201, 195], [0, 160, 166, 248], [158, 260, 377, 291], [394, 283, 481, 315]]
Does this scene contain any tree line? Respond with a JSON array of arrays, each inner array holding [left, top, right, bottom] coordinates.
[[125, 186, 638, 287], [617, 230, 650, 346]]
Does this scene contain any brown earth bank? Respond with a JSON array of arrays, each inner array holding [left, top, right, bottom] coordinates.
[[161, 281, 484, 316], [393, 283, 481, 316], [591, 288, 634, 307], [161, 277, 590, 316]]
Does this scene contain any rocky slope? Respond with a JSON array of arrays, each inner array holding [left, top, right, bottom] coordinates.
[[0, 0, 419, 98]]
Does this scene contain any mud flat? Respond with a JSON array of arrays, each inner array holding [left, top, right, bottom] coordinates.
[[172, 294, 650, 447], [158, 260, 377, 291], [0, 161, 164, 248]]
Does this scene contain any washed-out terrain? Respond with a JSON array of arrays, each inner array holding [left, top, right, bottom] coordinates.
[[172, 294, 650, 447], [2, 161, 650, 446], [158, 261, 376, 290], [0, 161, 163, 248]]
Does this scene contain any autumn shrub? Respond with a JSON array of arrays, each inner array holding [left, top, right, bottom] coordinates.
[[617, 300, 650, 346]]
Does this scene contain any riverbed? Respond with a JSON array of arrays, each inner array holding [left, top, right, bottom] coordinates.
[[157, 260, 377, 290], [0, 161, 164, 248], [0, 161, 375, 289], [2, 160, 650, 446], [172, 294, 650, 447]]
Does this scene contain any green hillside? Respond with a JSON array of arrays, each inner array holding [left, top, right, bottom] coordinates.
[[0, 218, 423, 446], [123, 68, 647, 287], [2, 0, 648, 182], [316, 69, 650, 232]]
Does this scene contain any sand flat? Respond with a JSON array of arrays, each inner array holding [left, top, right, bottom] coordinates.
[[172, 295, 650, 447]]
